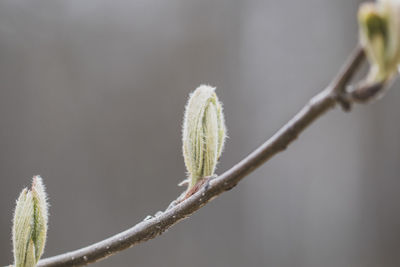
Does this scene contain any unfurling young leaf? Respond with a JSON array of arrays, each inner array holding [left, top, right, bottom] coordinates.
[[12, 176, 49, 267], [358, 0, 400, 84]]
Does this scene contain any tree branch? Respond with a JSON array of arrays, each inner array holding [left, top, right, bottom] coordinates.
[[8, 44, 383, 267]]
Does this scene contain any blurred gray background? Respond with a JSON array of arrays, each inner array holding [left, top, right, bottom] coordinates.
[[1, 1, 399, 266]]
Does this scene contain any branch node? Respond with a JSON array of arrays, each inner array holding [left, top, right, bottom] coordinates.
[[335, 91, 353, 112]]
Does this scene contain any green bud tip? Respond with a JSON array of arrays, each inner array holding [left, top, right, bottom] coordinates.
[[182, 85, 227, 190], [358, 0, 400, 83], [12, 176, 49, 267]]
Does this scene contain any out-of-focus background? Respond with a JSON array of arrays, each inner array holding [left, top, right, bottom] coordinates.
[[1, 1, 399, 266]]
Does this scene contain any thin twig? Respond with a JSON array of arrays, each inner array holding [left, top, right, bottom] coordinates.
[[331, 45, 365, 110], [6, 44, 377, 267], [332, 45, 365, 94], [39, 45, 367, 266]]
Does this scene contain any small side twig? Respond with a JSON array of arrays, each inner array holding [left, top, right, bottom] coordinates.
[[331, 44, 392, 108], [350, 81, 385, 102]]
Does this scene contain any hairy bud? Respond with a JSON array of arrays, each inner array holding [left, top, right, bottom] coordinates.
[[13, 176, 48, 267], [358, 0, 400, 83], [182, 85, 227, 189]]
